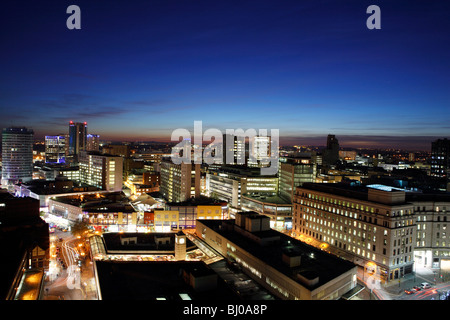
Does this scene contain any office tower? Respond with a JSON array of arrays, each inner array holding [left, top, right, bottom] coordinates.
[[45, 135, 66, 164], [1, 127, 34, 186], [78, 151, 123, 191], [248, 135, 271, 167], [160, 159, 200, 203], [323, 134, 340, 166], [222, 133, 246, 165], [68, 121, 87, 156], [279, 154, 317, 203], [431, 138, 450, 179], [86, 134, 100, 152]]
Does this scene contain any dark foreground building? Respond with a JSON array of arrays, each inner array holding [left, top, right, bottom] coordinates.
[[0, 191, 49, 300]]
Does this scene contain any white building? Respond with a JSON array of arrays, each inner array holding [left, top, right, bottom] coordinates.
[[79, 151, 123, 192]]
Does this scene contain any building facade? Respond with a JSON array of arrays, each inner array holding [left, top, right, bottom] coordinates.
[[1, 127, 34, 186], [79, 151, 123, 192], [68, 121, 87, 156], [196, 212, 358, 300], [293, 183, 417, 282], [45, 135, 66, 164], [279, 154, 317, 204], [431, 138, 450, 179], [86, 134, 100, 152], [160, 159, 200, 203], [407, 193, 450, 271], [206, 166, 278, 212]]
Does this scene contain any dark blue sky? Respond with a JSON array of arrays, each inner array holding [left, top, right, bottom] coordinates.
[[1, 0, 449, 150]]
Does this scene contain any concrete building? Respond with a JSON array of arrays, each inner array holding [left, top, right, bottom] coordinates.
[[48, 192, 137, 231], [279, 153, 317, 204], [1, 127, 34, 186], [293, 183, 417, 282], [406, 192, 450, 270], [196, 212, 358, 300], [165, 197, 228, 230], [241, 194, 292, 230], [160, 159, 200, 203], [86, 134, 100, 152], [79, 151, 123, 192], [206, 165, 278, 212]]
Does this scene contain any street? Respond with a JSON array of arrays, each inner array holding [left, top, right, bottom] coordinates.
[[43, 229, 98, 300]]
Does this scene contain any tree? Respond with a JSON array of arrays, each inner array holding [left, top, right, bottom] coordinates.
[[71, 220, 90, 237]]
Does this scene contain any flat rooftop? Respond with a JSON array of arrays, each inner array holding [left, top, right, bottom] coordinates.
[[101, 232, 195, 252], [51, 192, 135, 213], [299, 182, 450, 205], [242, 194, 292, 205], [96, 260, 239, 300], [166, 195, 227, 207], [199, 219, 356, 291]]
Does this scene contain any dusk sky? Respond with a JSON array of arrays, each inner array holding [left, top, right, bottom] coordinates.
[[1, 0, 449, 150]]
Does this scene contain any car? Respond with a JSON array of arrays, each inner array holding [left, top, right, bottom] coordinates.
[[404, 288, 415, 295], [413, 286, 422, 291], [421, 282, 432, 289]]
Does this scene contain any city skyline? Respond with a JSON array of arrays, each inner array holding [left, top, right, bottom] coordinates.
[[1, 0, 449, 151]]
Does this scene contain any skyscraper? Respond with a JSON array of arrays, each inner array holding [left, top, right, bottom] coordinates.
[[322, 134, 340, 166], [68, 121, 87, 156], [222, 133, 246, 165], [247, 135, 271, 168], [1, 127, 34, 186], [431, 138, 450, 179]]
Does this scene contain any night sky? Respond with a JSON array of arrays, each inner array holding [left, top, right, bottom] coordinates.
[[1, 0, 449, 150]]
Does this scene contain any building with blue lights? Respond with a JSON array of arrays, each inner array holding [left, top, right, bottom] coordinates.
[[45, 135, 66, 164]]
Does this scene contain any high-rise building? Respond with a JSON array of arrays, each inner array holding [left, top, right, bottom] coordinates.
[[431, 138, 450, 179], [279, 153, 317, 203], [68, 121, 87, 156], [323, 134, 340, 166], [1, 127, 34, 186], [86, 134, 100, 152], [222, 133, 246, 165], [78, 151, 123, 192], [160, 159, 200, 203], [248, 135, 271, 168], [45, 135, 66, 164]]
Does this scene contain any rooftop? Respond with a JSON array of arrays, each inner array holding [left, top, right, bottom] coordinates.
[[198, 219, 356, 291], [101, 232, 195, 252], [51, 192, 135, 213], [166, 196, 227, 207], [242, 194, 292, 205], [96, 260, 238, 300]]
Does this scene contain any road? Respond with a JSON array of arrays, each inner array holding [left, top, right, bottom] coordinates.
[[43, 229, 98, 300]]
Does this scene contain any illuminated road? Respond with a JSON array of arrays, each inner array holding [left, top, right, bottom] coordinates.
[[43, 230, 98, 300]]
